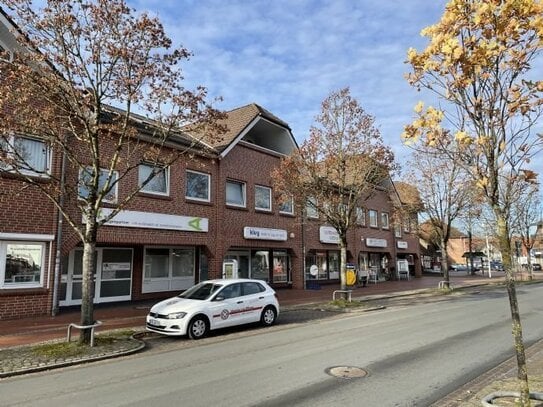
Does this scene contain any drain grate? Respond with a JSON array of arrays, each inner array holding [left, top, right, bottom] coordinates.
[[325, 366, 368, 379]]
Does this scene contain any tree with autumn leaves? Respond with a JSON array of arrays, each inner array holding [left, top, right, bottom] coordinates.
[[0, 0, 222, 344], [272, 88, 395, 292], [404, 0, 543, 403]]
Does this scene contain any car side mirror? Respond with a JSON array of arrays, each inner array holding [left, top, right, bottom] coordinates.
[[214, 295, 225, 302]]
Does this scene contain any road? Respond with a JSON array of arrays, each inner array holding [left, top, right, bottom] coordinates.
[[2, 284, 543, 407]]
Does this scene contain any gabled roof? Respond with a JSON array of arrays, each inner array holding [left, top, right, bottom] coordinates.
[[201, 103, 295, 156]]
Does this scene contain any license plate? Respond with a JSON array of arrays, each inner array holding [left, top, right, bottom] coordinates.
[[148, 318, 161, 326]]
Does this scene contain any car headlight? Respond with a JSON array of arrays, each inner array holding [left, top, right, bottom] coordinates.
[[167, 312, 187, 319]]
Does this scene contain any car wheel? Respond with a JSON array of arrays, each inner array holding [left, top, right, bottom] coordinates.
[[188, 316, 209, 339], [261, 306, 277, 326]]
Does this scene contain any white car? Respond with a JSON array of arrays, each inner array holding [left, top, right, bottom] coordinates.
[[146, 278, 280, 339]]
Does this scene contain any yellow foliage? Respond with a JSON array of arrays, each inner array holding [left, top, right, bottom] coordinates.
[[476, 177, 489, 189], [414, 101, 424, 113], [455, 131, 472, 145]]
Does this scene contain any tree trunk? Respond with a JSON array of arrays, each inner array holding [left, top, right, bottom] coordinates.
[[80, 219, 97, 345], [496, 215, 530, 405], [339, 237, 347, 292], [441, 237, 450, 288], [526, 254, 533, 281]]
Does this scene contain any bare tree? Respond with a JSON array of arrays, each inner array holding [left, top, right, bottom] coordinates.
[[405, 146, 474, 287], [403, 1, 543, 402], [511, 180, 541, 280], [0, 0, 223, 344], [272, 88, 396, 292]]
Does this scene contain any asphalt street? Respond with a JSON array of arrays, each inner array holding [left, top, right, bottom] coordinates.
[[1, 285, 542, 407]]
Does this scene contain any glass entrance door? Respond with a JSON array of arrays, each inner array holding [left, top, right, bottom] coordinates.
[[224, 251, 250, 278]]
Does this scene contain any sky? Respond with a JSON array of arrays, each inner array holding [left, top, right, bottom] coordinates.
[[129, 0, 450, 174]]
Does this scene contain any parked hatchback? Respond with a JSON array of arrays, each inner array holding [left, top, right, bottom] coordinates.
[[146, 279, 280, 339]]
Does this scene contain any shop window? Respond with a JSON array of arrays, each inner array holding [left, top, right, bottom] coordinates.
[[138, 163, 169, 196], [226, 180, 246, 207], [1, 135, 50, 176], [328, 251, 340, 279], [251, 250, 269, 281], [79, 167, 118, 203], [381, 212, 390, 229], [273, 250, 289, 283], [0, 242, 45, 288], [369, 209, 378, 228], [356, 207, 366, 226], [143, 247, 195, 293], [186, 170, 211, 202], [255, 185, 272, 212], [279, 196, 294, 215], [306, 197, 318, 219]]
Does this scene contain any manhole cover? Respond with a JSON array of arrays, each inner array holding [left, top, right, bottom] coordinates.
[[325, 366, 368, 379]]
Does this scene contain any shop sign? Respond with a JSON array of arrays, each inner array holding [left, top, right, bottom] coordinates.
[[103, 262, 131, 271], [397, 241, 408, 249], [243, 227, 287, 241], [91, 208, 208, 232], [319, 226, 340, 244], [365, 238, 388, 248]]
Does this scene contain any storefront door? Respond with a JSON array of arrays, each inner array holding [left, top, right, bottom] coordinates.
[[60, 248, 132, 306], [224, 251, 250, 278]]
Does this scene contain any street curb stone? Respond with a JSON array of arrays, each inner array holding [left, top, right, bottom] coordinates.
[[0, 334, 145, 378]]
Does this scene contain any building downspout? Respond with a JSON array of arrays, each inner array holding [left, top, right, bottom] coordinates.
[[51, 147, 67, 316], [301, 210, 307, 290]]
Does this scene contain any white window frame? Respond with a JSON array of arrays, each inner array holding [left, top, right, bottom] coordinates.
[[142, 246, 195, 293], [78, 167, 119, 204], [279, 196, 294, 215], [0, 241, 46, 289], [369, 209, 378, 228], [226, 180, 246, 208], [185, 169, 211, 202], [395, 224, 402, 238], [1, 134, 51, 177], [255, 185, 272, 212], [306, 197, 318, 219], [381, 212, 390, 229], [138, 163, 169, 196]]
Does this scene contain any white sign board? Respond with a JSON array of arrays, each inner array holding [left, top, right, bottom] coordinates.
[[89, 208, 208, 232], [366, 238, 388, 248], [319, 226, 340, 244], [102, 262, 131, 271], [243, 227, 288, 241], [397, 241, 408, 249]]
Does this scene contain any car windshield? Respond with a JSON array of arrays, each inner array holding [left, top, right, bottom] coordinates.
[[178, 282, 223, 300]]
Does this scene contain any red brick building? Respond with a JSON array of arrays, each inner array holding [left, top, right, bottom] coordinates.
[[0, 12, 420, 319]]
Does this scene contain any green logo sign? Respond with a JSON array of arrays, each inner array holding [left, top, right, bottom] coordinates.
[[188, 217, 202, 231]]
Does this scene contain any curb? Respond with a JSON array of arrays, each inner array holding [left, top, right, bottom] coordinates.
[[0, 334, 146, 379]]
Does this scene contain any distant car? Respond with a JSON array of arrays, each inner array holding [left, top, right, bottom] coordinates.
[[490, 261, 504, 271], [146, 279, 280, 339], [533, 264, 542, 271]]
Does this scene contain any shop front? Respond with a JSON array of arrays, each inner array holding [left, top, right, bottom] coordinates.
[[359, 237, 392, 281], [60, 247, 133, 306], [222, 226, 293, 285]]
